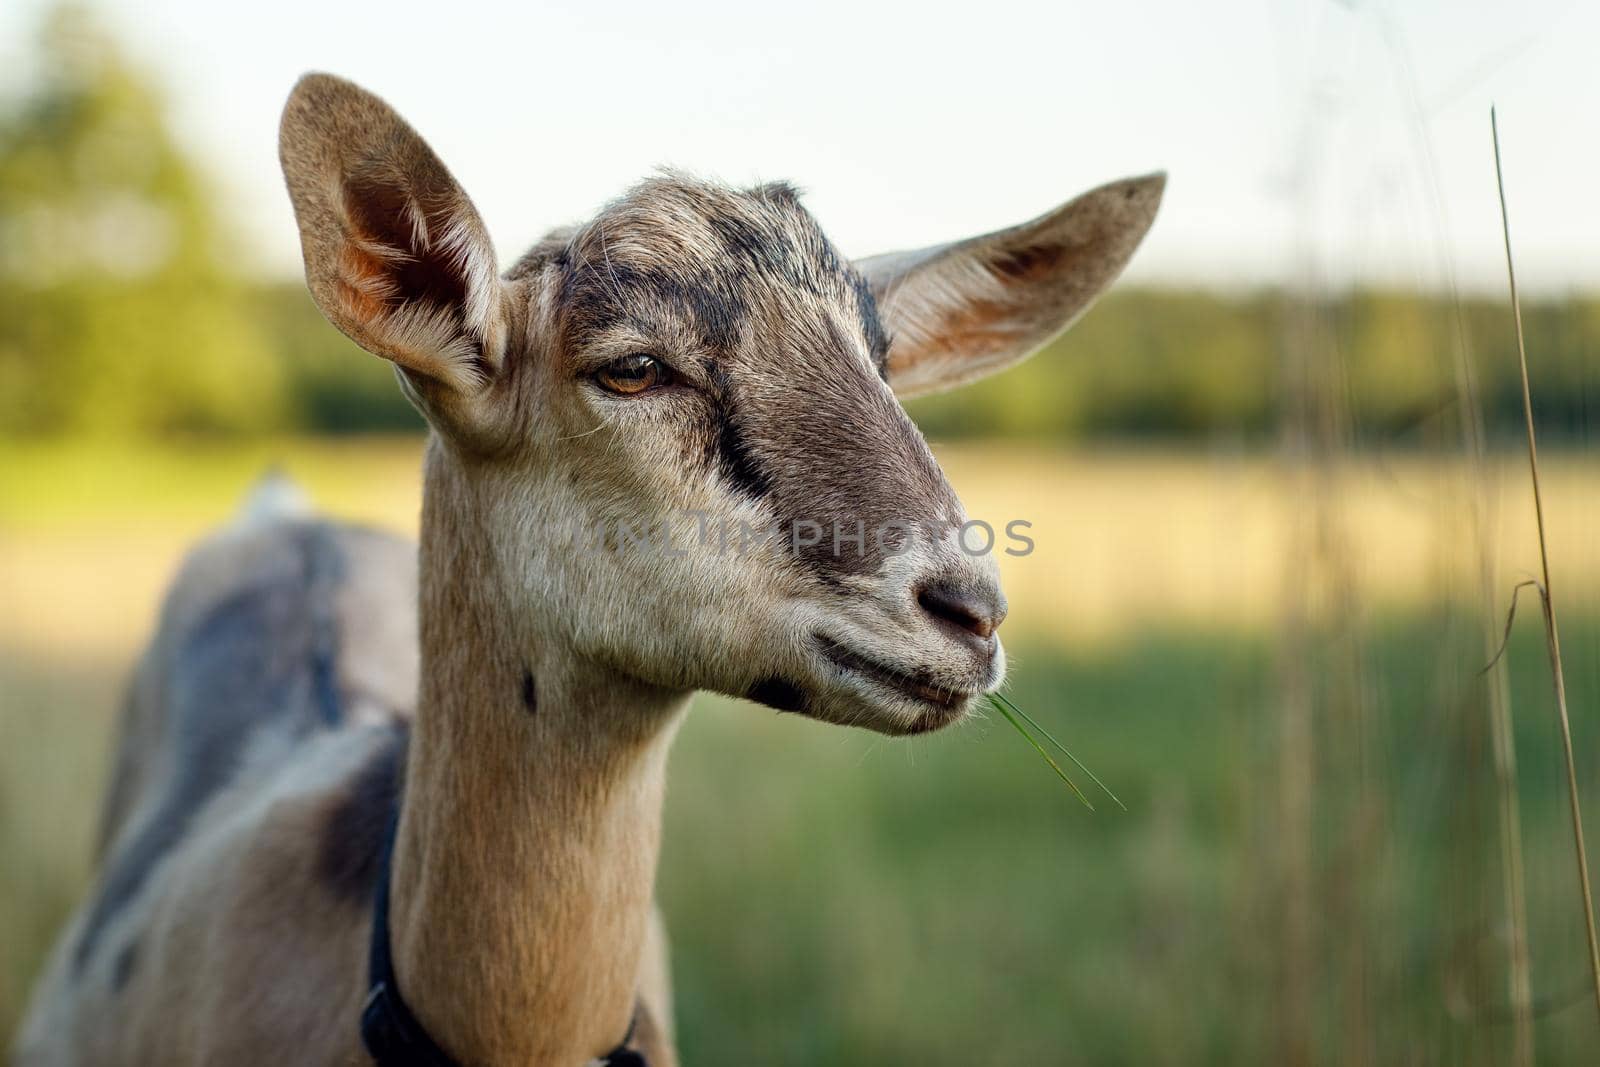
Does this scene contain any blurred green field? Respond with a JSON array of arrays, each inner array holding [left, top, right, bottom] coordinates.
[[6, 622, 1600, 1063], [5, 440, 1600, 1063]]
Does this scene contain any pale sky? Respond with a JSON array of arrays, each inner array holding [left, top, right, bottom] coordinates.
[[2, 0, 1595, 293]]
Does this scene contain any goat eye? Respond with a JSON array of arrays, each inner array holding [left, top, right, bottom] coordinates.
[[595, 353, 669, 395]]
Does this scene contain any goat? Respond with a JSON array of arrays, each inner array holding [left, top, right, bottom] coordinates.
[[15, 73, 1161, 1066]]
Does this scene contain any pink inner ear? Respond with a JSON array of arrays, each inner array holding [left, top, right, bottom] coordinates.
[[912, 297, 1033, 364], [335, 240, 397, 327], [340, 171, 472, 320], [866, 174, 1163, 397], [884, 238, 1098, 384], [327, 169, 497, 385]]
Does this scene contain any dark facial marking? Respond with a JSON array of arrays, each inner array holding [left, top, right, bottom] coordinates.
[[715, 415, 770, 499], [563, 259, 747, 354], [520, 668, 538, 714], [74, 523, 355, 972], [705, 207, 810, 290], [747, 676, 810, 713], [707, 209, 785, 270], [706, 366, 771, 500], [316, 724, 408, 906]]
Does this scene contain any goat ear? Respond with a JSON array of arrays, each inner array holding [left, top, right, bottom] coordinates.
[[857, 174, 1164, 399], [279, 73, 505, 395]]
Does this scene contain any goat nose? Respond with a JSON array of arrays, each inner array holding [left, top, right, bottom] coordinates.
[[916, 579, 1007, 642]]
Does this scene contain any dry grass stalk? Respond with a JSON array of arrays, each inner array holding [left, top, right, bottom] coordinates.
[[1441, 144, 1534, 1067], [1491, 106, 1600, 1023], [1487, 607, 1536, 1063]]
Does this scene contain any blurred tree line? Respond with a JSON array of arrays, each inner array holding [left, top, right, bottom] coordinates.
[[911, 286, 1600, 445], [0, 3, 415, 440], [2, 5, 1595, 445]]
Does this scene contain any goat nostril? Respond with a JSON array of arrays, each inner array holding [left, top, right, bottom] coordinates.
[[916, 583, 1001, 641]]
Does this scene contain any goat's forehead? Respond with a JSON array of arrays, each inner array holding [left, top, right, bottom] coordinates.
[[557, 176, 889, 368], [575, 178, 830, 279]]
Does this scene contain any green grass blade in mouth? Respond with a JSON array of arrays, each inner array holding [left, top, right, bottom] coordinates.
[[993, 691, 1128, 812], [987, 694, 1094, 810]]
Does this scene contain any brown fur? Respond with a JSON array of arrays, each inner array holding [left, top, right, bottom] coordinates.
[[15, 72, 1161, 1066]]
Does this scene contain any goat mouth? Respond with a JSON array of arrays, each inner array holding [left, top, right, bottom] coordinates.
[[812, 634, 973, 720]]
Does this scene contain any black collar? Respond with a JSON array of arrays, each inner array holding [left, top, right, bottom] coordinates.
[[361, 817, 647, 1067]]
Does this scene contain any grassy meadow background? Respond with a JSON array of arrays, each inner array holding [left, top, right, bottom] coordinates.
[[6, 443, 1600, 1065], [5, 4, 1600, 1065]]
